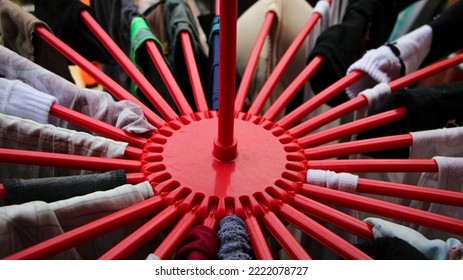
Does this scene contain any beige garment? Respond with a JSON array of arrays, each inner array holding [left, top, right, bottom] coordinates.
[[0, 0, 74, 82], [236, 0, 313, 118], [0, 181, 155, 259], [0, 113, 128, 179]]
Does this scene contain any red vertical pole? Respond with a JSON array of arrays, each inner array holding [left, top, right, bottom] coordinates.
[[213, 0, 238, 161]]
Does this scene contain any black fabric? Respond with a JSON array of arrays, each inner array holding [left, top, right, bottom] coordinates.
[[33, 0, 113, 63], [93, 0, 140, 91], [164, 0, 208, 111], [357, 82, 463, 158], [307, 0, 418, 107], [422, 0, 463, 66], [355, 237, 429, 260], [2, 170, 127, 204]]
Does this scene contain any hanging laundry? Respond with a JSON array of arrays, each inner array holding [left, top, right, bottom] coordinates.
[[0, 78, 57, 125], [207, 16, 219, 110], [0, 0, 74, 82], [2, 169, 126, 204], [357, 82, 463, 157], [347, 0, 463, 96], [307, 0, 419, 107], [0, 113, 128, 179], [130, 16, 174, 109], [174, 225, 218, 260], [355, 237, 429, 260], [217, 215, 253, 260], [0, 46, 156, 134], [163, 0, 209, 111], [33, 0, 113, 63], [364, 217, 463, 260], [236, 0, 313, 115], [0, 181, 155, 259], [93, 0, 139, 91]]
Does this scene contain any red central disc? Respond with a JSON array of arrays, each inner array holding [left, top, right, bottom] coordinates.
[[145, 112, 306, 198]]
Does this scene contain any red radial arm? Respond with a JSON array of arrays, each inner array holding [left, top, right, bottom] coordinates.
[[80, 10, 179, 120], [50, 103, 147, 148], [263, 56, 324, 121], [235, 11, 276, 113], [299, 107, 407, 148], [308, 159, 438, 173], [180, 32, 209, 112], [3, 196, 164, 259], [213, 0, 238, 161], [302, 184, 463, 236], [248, 13, 322, 115], [0, 148, 141, 172], [277, 70, 365, 129], [34, 26, 165, 127], [262, 210, 312, 260], [305, 133, 413, 160], [144, 40, 195, 114], [357, 178, 463, 207], [0, 184, 6, 199], [240, 196, 273, 260], [153, 210, 198, 260], [280, 203, 372, 260], [290, 50, 463, 137], [99, 204, 179, 260]]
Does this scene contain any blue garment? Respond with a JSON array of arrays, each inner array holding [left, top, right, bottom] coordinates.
[[208, 16, 220, 110], [217, 215, 253, 260]]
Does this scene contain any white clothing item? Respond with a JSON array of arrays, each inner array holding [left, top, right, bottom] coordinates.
[[364, 217, 463, 260], [236, 0, 312, 116], [0, 113, 128, 179], [312, 0, 330, 32], [146, 253, 161, 260], [306, 169, 358, 193], [346, 25, 433, 97], [352, 83, 391, 123], [0, 45, 156, 134], [0, 182, 155, 259], [0, 78, 57, 124], [0, 200, 81, 259]]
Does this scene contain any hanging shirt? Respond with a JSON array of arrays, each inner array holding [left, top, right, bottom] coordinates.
[[307, 0, 419, 107], [0, 45, 156, 134], [0, 113, 128, 179], [0, 0, 74, 82]]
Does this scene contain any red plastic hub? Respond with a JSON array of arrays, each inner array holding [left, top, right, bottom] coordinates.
[[142, 112, 307, 203]]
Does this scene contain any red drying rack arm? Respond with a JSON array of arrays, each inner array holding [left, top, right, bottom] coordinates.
[[80, 10, 179, 121], [302, 184, 463, 236], [144, 40, 197, 114], [0, 148, 142, 172], [308, 158, 438, 173], [263, 55, 324, 121], [357, 178, 463, 207], [279, 203, 372, 260], [290, 50, 463, 137], [262, 209, 312, 260], [0, 184, 6, 200], [277, 70, 365, 129], [235, 11, 276, 113], [299, 107, 408, 149], [50, 103, 147, 148], [3, 195, 164, 260], [99, 203, 180, 260], [305, 133, 413, 160], [179, 32, 209, 112], [152, 208, 198, 260], [34, 26, 165, 128], [248, 12, 323, 116]]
